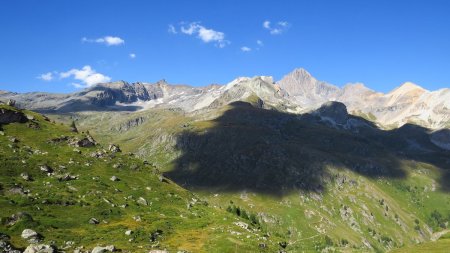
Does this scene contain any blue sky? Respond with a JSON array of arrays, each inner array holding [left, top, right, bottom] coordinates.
[[1, 0, 450, 93]]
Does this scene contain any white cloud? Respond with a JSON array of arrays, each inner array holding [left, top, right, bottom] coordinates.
[[241, 46, 251, 52], [129, 53, 136, 59], [37, 72, 53, 81], [180, 22, 198, 35], [256, 40, 263, 46], [82, 36, 125, 46], [263, 20, 290, 35], [198, 26, 224, 43], [178, 22, 230, 48], [168, 24, 177, 34], [60, 65, 111, 88]]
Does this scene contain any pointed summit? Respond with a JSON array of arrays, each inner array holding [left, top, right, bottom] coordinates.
[[388, 82, 427, 96], [291, 68, 313, 78], [277, 68, 340, 105]]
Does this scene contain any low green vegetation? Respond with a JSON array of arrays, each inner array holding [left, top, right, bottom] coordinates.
[[0, 105, 284, 252], [20, 100, 450, 252]]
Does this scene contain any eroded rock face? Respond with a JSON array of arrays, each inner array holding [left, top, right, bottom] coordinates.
[[0, 108, 28, 124]]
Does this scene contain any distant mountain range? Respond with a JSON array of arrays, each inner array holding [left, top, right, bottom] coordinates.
[[2, 68, 450, 129]]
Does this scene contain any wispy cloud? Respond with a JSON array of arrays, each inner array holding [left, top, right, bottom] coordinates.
[[37, 72, 54, 81], [256, 40, 264, 46], [241, 46, 251, 52], [60, 65, 111, 88], [262, 20, 290, 35], [168, 24, 177, 34], [82, 36, 125, 46], [174, 22, 230, 48], [129, 53, 136, 59]]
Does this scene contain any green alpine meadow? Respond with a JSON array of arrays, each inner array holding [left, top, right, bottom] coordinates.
[[1, 1, 450, 252]]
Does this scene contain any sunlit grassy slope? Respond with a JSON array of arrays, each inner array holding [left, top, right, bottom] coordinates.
[[0, 104, 284, 252], [47, 101, 450, 252]]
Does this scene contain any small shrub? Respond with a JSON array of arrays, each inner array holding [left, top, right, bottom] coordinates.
[[324, 235, 334, 246]]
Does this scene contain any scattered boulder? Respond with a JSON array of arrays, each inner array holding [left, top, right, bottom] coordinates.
[[27, 122, 40, 130], [48, 136, 69, 143], [55, 173, 78, 181], [90, 150, 106, 158], [0, 233, 10, 242], [108, 144, 121, 153], [21, 172, 33, 181], [88, 218, 99, 224], [8, 137, 18, 143], [68, 136, 96, 147], [23, 244, 55, 253], [91, 245, 115, 253], [21, 229, 41, 243], [3, 212, 33, 226], [6, 99, 16, 107], [125, 230, 132, 236], [149, 250, 169, 253], [149, 229, 163, 242], [0, 108, 27, 124], [110, 176, 119, 182], [39, 165, 53, 173], [137, 197, 148, 206], [0, 232, 20, 253], [8, 185, 27, 195], [77, 137, 96, 147]]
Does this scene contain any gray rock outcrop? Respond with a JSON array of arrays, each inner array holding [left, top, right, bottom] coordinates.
[[0, 108, 28, 124]]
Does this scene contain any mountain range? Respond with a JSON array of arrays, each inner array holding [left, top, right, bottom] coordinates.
[[2, 68, 450, 130]]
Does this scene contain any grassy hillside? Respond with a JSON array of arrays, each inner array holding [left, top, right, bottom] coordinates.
[[0, 104, 285, 252], [45, 101, 450, 252], [391, 232, 450, 253]]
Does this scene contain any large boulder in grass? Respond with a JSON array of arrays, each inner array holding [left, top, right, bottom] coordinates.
[[23, 244, 55, 253], [0, 108, 28, 124], [91, 245, 115, 253], [21, 229, 41, 243]]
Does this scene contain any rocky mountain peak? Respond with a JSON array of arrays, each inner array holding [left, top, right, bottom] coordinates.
[[96, 80, 130, 89], [277, 68, 340, 106], [389, 82, 427, 96], [290, 68, 313, 78]]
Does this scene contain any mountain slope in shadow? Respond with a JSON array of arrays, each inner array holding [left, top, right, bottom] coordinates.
[[166, 101, 450, 196]]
